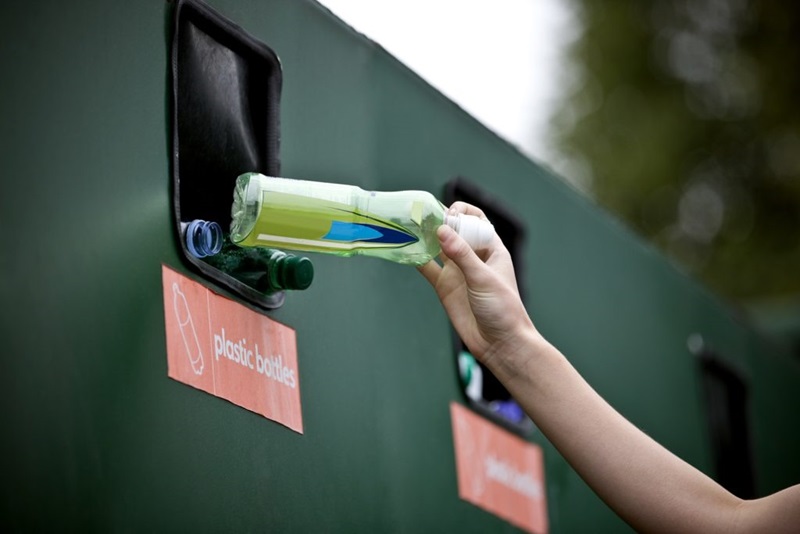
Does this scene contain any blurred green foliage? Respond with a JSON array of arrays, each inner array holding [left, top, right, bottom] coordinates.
[[550, 0, 800, 303]]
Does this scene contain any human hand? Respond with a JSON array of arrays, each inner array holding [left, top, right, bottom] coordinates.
[[418, 202, 537, 369]]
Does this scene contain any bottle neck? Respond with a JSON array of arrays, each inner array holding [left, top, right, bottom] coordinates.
[[443, 213, 461, 232], [443, 213, 495, 250]]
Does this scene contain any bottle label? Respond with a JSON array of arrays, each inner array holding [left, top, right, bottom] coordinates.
[[252, 192, 419, 251]]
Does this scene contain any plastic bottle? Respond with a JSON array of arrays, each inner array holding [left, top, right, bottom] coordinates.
[[230, 173, 495, 266], [182, 219, 223, 258], [258, 249, 315, 293]]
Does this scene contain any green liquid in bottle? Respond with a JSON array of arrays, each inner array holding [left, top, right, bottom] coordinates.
[[230, 173, 492, 266]]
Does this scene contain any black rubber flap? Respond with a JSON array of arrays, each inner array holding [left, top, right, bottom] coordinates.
[[171, 0, 283, 308]]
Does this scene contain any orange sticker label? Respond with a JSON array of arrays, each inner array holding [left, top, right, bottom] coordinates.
[[451, 402, 547, 533], [162, 265, 303, 433]]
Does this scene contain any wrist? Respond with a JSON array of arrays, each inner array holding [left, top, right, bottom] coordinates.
[[481, 322, 549, 385]]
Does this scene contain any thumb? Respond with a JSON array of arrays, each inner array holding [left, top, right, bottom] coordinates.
[[437, 225, 491, 288]]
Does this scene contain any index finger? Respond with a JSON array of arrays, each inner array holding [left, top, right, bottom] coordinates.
[[448, 201, 489, 221]]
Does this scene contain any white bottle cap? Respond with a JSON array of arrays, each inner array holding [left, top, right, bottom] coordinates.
[[445, 214, 495, 251]]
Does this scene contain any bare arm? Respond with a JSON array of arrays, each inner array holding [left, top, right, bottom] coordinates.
[[419, 202, 800, 534]]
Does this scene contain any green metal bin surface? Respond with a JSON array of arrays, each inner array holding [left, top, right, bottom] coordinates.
[[1, 1, 798, 531]]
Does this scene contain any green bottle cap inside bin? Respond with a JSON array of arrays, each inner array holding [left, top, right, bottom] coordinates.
[[270, 254, 314, 291]]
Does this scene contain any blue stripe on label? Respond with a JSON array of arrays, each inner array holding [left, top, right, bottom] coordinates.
[[323, 221, 418, 245]]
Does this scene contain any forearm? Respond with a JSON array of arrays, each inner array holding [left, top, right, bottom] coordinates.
[[426, 214, 798, 531], [488, 330, 743, 533]]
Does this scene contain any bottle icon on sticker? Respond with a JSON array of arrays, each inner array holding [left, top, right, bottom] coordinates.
[[172, 283, 204, 375]]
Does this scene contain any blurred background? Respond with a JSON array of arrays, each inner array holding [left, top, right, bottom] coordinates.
[[320, 0, 800, 353]]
